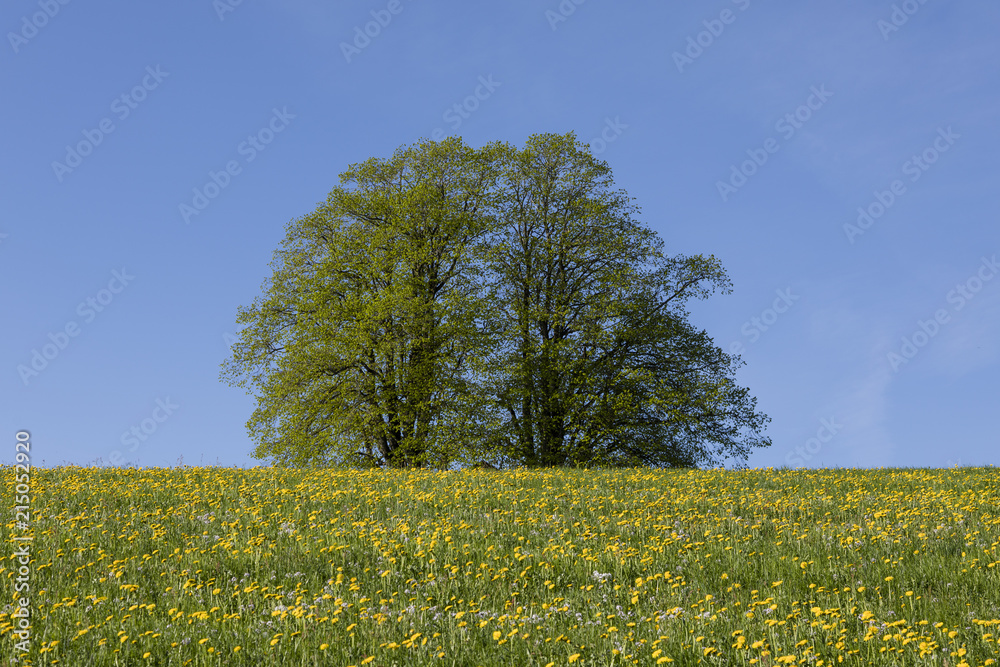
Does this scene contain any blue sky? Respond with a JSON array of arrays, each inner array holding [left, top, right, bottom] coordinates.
[[3, 0, 998, 470]]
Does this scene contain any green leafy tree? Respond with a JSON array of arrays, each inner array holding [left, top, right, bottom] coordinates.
[[220, 138, 508, 469], [468, 133, 770, 469], [222, 133, 770, 470]]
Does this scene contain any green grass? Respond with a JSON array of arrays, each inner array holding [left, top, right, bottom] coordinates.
[[2, 465, 998, 666]]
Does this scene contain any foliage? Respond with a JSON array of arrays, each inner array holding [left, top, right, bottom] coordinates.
[[221, 133, 770, 469], [221, 138, 508, 469], [469, 133, 769, 469]]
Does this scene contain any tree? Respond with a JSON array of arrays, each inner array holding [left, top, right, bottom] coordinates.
[[466, 133, 770, 469], [556, 262, 770, 469], [220, 138, 508, 469], [222, 133, 771, 470]]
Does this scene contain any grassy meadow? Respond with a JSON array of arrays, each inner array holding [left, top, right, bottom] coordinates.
[[2, 465, 999, 666]]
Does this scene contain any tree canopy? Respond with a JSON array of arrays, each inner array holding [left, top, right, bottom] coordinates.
[[220, 133, 771, 470]]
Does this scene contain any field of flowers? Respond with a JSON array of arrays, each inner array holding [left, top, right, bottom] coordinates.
[[2, 465, 999, 666]]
